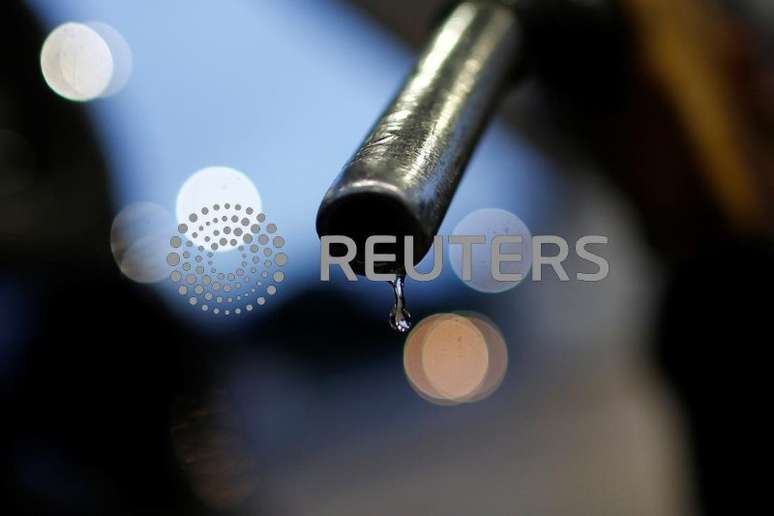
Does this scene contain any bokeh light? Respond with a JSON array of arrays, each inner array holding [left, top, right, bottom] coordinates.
[[403, 312, 509, 405], [171, 391, 258, 510], [422, 315, 489, 401], [449, 208, 532, 293], [404, 314, 458, 405], [110, 202, 175, 283], [40, 22, 131, 101], [87, 22, 132, 96], [454, 311, 509, 402], [175, 167, 262, 252]]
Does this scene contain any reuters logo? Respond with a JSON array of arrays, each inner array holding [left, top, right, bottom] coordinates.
[[166, 202, 287, 315]]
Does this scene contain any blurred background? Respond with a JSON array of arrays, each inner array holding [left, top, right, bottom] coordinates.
[[1, 0, 772, 514]]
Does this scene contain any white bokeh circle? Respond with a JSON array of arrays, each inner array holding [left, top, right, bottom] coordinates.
[[176, 167, 262, 252], [87, 22, 132, 96], [449, 208, 532, 293], [40, 22, 114, 102], [110, 202, 175, 284]]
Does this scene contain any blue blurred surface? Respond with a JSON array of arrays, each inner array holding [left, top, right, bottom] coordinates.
[[26, 0, 554, 319]]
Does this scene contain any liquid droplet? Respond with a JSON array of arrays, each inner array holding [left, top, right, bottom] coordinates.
[[388, 274, 412, 333]]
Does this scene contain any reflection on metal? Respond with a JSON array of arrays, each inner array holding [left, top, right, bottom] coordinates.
[[317, 1, 523, 273]]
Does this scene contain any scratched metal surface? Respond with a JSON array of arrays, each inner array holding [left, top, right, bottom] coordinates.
[[316, 1, 523, 269]]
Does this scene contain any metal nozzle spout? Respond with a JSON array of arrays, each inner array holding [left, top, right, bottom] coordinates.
[[316, 0, 524, 274]]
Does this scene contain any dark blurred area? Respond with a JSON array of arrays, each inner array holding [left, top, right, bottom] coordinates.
[[2, 0, 773, 515]]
